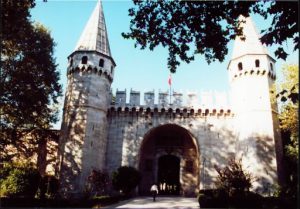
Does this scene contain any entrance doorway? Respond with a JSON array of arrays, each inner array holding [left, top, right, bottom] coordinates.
[[157, 155, 180, 195], [138, 124, 199, 196]]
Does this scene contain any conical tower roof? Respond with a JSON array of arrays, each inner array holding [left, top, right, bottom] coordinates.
[[231, 15, 269, 59], [75, 0, 111, 57]]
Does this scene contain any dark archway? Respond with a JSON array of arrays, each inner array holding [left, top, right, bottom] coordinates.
[[158, 155, 180, 195], [138, 124, 199, 196]]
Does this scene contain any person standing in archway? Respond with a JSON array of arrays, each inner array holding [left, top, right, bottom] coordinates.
[[150, 183, 158, 202]]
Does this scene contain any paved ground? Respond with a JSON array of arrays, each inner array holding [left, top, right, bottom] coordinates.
[[102, 196, 199, 209]]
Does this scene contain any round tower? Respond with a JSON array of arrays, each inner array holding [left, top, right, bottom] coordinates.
[[228, 15, 283, 194], [58, 0, 116, 197]]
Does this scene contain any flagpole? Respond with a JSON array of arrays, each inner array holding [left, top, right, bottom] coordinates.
[[169, 81, 171, 105], [168, 74, 172, 105]]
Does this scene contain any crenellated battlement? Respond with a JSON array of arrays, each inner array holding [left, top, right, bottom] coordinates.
[[109, 89, 231, 113]]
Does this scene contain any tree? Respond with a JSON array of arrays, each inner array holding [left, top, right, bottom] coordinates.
[[122, 1, 298, 72], [112, 166, 141, 195], [278, 64, 298, 160], [86, 169, 110, 197], [214, 158, 253, 197], [276, 64, 298, 198], [0, 162, 41, 197], [0, 0, 62, 160]]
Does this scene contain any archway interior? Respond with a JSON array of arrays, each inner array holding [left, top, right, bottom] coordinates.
[[139, 124, 199, 195], [158, 155, 180, 195]]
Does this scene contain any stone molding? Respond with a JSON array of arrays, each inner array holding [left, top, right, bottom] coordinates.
[[108, 106, 233, 118], [230, 68, 276, 81]]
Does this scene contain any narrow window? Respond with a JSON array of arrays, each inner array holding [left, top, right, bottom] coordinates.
[[111, 66, 114, 74], [81, 56, 88, 64], [255, 59, 260, 67], [70, 58, 73, 67], [238, 62, 243, 71], [270, 63, 273, 71], [99, 59, 104, 67]]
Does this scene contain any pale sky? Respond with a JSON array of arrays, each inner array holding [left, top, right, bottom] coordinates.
[[30, 0, 298, 129]]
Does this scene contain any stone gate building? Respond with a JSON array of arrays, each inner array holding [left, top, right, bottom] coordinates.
[[58, 0, 284, 197]]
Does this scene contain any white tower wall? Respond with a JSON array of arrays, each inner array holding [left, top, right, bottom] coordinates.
[[228, 16, 283, 194]]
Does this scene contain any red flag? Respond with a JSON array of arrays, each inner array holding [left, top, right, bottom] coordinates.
[[168, 74, 172, 86]]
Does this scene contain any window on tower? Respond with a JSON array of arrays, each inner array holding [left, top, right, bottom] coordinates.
[[238, 62, 243, 70], [99, 59, 104, 67], [82, 56, 88, 64], [70, 58, 73, 67], [255, 59, 260, 67], [111, 66, 114, 74], [270, 63, 273, 71]]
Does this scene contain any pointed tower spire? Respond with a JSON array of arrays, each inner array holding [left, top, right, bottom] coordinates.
[[231, 15, 269, 59], [75, 0, 111, 56]]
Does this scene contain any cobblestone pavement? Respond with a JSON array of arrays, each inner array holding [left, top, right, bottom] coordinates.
[[102, 196, 199, 209]]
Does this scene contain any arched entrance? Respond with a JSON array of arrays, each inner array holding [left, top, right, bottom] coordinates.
[[158, 155, 180, 195], [138, 124, 199, 196]]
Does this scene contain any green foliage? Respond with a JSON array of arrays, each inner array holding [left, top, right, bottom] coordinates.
[[89, 195, 127, 207], [198, 189, 263, 208], [254, 2, 298, 60], [1, 0, 62, 158], [123, 1, 298, 72], [112, 166, 141, 195], [276, 64, 299, 106], [86, 169, 110, 197], [214, 158, 253, 196], [198, 193, 213, 208], [0, 195, 127, 208], [275, 64, 298, 199], [0, 162, 41, 197], [198, 189, 228, 208]]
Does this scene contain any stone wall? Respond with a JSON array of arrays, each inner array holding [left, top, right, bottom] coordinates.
[[59, 70, 111, 197], [106, 107, 236, 194]]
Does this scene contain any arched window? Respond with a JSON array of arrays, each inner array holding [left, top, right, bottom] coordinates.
[[238, 62, 243, 71], [270, 63, 273, 71], [81, 56, 88, 64], [111, 66, 114, 74], [255, 59, 260, 67], [70, 58, 73, 66], [99, 59, 104, 67]]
